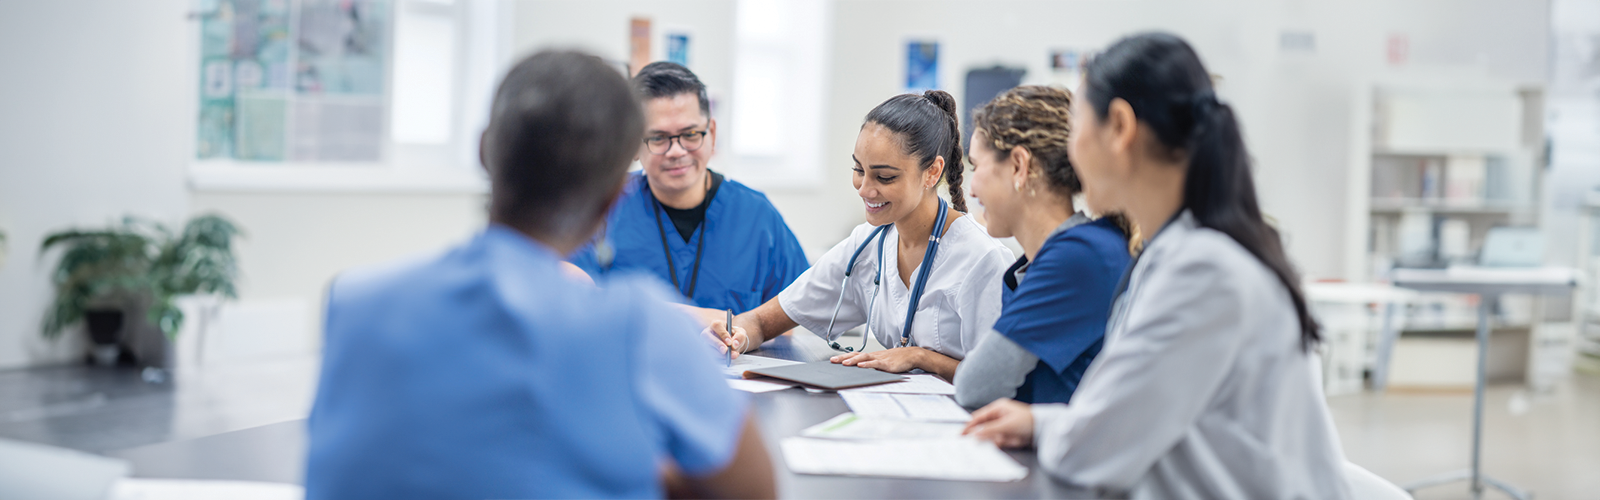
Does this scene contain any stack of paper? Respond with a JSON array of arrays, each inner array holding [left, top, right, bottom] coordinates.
[[838, 373, 955, 395], [800, 413, 964, 440], [722, 355, 802, 378], [112, 479, 303, 500], [781, 437, 1028, 482], [839, 392, 970, 422], [725, 378, 796, 393]]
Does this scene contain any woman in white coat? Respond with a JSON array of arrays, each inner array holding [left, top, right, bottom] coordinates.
[[713, 91, 1013, 381], [962, 33, 1351, 499]]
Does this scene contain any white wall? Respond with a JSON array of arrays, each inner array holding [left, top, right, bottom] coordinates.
[[513, 0, 1550, 276], [0, 0, 1552, 369], [824, 0, 1550, 280], [0, 1, 193, 369], [0, 0, 488, 369]]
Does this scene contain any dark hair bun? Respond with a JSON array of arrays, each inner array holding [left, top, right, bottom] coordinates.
[[922, 90, 958, 118]]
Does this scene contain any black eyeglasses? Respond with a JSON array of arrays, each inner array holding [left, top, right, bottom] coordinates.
[[644, 128, 709, 155]]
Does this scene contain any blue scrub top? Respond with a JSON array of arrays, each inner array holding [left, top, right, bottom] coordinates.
[[306, 225, 747, 499], [994, 217, 1130, 404], [571, 171, 810, 314]]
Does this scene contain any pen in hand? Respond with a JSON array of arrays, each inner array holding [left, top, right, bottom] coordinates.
[[724, 309, 735, 367]]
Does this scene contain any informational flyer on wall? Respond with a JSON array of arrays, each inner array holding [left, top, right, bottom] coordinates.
[[194, 0, 388, 163], [905, 40, 939, 93]]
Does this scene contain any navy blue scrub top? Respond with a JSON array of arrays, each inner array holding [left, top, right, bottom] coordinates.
[[994, 216, 1131, 404], [570, 171, 810, 313]]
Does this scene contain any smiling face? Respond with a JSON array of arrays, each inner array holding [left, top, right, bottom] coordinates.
[[852, 123, 942, 227], [639, 93, 716, 194], [966, 130, 1023, 239], [1068, 79, 1121, 216]]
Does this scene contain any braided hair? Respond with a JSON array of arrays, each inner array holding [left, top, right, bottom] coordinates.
[[864, 90, 968, 212], [971, 85, 1138, 252]]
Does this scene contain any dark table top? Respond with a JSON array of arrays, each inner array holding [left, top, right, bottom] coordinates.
[[109, 333, 1094, 498]]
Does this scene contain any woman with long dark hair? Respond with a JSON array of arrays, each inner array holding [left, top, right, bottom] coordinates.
[[714, 90, 1013, 380], [962, 33, 1350, 498]]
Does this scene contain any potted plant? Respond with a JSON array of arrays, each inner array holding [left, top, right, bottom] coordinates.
[[40, 214, 242, 368]]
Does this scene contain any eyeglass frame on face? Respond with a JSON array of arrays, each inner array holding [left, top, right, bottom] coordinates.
[[643, 124, 710, 155]]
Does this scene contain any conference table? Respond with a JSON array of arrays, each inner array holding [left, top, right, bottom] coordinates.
[[109, 332, 1097, 498]]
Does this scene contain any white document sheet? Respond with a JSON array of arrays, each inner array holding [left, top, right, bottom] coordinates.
[[839, 393, 971, 422], [838, 373, 956, 395], [726, 378, 796, 393], [800, 413, 965, 440], [781, 437, 1028, 482], [112, 479, 303, 500], [723, 355, 803, 378]]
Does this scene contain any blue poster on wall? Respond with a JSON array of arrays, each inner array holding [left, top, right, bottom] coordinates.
[[666, 33, 690, 67], [906, 40, 939, 93]]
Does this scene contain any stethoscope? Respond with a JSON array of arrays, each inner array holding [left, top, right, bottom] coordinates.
[[823, 197, 949, 353]]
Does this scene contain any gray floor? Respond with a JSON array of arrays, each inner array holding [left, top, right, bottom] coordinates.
[[1328, 375, 1600, 500], [2, 355, 1597, 499]]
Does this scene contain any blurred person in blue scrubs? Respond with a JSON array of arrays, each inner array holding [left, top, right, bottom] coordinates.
[[954, 86, 1132, 408], [305, 50, 775, 500], [569, 61, 809, 318]]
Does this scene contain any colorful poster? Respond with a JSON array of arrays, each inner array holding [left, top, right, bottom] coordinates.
[[666, 32, 690, 67], [195, 0, 386, 162], [906, 41, 939, 93], [630, 18, 652, 76], [295, 0, 387, 95]]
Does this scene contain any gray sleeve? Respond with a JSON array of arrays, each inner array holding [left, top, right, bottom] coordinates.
[[953, 328, 1039, 408]]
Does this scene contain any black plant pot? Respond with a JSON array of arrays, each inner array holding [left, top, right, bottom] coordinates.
[[84, 309, 124, 345], [84, 309, 129, 367]]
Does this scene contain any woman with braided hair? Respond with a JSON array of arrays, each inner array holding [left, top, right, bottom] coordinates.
[[953, 85, 1133, 408], [711, 90, 1014, 381]]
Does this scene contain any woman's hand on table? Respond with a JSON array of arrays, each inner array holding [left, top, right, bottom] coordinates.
[[829, 347, 927, 373], [962, 398, 1035, 448]]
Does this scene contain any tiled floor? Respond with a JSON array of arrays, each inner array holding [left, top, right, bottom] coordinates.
[[1329, 375, 1600, 500], [2, 354, 1597, 499]]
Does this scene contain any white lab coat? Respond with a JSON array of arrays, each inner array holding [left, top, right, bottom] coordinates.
[[1030, 211, 1351, 499], [778, 215, 1012, 359]]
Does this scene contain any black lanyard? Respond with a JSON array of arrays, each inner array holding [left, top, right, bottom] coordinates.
[[647, 176, 708, 299]]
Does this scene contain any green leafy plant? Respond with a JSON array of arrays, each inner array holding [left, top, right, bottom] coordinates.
[[40, 214, 242, 339]]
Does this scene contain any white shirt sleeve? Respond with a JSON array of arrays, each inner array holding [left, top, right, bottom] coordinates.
[[953, 244, 1012, 358], [1031, 253, 1249, 492], [778, 224, 873, 341]]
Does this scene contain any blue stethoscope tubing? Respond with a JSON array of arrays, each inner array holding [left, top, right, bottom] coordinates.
[[824, 197, 950, 353]]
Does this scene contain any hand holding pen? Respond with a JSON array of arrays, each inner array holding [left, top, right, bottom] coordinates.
[[712, 310, 746, 362]]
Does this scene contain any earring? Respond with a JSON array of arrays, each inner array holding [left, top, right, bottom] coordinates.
[[1013, 182, 1022, 193]]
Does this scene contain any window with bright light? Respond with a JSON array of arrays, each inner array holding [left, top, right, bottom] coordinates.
[[724, 0, 830, 189]]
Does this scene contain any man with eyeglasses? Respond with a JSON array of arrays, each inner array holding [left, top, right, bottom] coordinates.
[[570, 62, 809, 318]]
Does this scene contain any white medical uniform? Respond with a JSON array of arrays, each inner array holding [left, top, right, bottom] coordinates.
[[1029, 211, 1351, 499], [778, 215, 1013, 359]]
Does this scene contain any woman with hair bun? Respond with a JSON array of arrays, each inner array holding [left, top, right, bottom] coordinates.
[[712, 90, 1014, 381]]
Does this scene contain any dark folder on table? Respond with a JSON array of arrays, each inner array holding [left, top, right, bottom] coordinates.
[[744, 362, 905, 391]]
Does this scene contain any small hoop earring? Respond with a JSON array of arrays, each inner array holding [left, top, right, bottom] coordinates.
[[1013, 183, 1022, 193]]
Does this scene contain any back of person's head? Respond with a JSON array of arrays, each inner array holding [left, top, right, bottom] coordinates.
[[632, 61, 710, 116], [482, 50, 644, 240], [1082, 32, 1319, 350], [864, 90, 969, 213], [971, 85, 1134, 244]]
